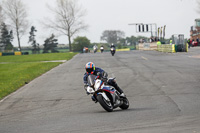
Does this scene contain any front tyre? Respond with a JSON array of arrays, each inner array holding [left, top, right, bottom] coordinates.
[[119, 97, 129, 110], [97, 95, 113, 112]]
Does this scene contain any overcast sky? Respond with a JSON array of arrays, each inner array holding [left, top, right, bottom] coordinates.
[[13, 0, 200, 46]]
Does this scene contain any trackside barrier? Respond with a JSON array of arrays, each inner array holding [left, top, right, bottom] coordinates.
[[0, 52, 28, 56], [138, 43, 157, 51], [96, 48, 130, 52], [22, 52, 29, 55], [2, 52, 14, 56], [116, 48, 130, 51], [14, 52, 22, 55], [97, 50, 109, 52], [136, 45, 139, 50], [157, 44, 175, 53], [186, 43, 188, 52]]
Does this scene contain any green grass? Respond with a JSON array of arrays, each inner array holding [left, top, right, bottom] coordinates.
[[22, 48, 70, 54], [0, 52, 77, 62], [0, 52, 77, 100]]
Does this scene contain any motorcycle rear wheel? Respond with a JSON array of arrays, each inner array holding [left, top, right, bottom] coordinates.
[[97, 95, 113, 112], [119, 97, 129, 110]]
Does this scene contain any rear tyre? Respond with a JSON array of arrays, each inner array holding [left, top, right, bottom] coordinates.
[[97, 95, 113, 112], [119, 97, 129, 110]]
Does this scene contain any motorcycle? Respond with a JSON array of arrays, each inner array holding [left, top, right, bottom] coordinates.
[[100, 46, 104, 53], [93, 47, 97, 53], [86, 75, 129, 112], [110, 47, 115, 56]]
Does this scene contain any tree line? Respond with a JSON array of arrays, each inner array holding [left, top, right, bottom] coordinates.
[[0, 0, 87, 53], [0, 0, 170, 53]]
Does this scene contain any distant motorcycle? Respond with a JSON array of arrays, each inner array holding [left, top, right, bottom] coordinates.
[[110, 47, 115, 56], [93, 47, 97, 53], [86, 75, 129, 112], [100, 46, 104, 53]]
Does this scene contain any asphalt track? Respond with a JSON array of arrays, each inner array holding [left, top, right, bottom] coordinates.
[[0, 48, 200, 133]]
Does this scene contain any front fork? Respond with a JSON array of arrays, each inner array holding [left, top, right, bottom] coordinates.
[[92, 91, 110, 103], [97, 92, 110, 101]]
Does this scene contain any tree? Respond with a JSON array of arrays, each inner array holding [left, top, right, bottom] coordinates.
[[125, 36, 140, 46], [72, 36, 90, 51], [125, 36, 137, 45], [43, 34, 59, 53], [28, 26, 40, 54], [0, 23, 14, 51], [125, 35, 150, 45], [101, 30, 125, 44], [0, 5, 4, 51], [197, 0, 200, 13], [0, 5, 4, 24], [2, 0, 29, 51], [45, 0, 88, 52], [4, 40, 13, 51]]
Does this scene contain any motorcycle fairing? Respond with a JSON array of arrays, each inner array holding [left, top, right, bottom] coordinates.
[[97, 92, 110, 101], [94, 79, 104, 91], [102, 86, 115, 94], [98, 86, 119, 105]]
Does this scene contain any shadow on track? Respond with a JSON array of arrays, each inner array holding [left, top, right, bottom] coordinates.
[[94, 107, 155, 113]]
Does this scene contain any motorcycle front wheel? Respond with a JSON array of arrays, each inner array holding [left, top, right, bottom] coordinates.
[[97, 95, 113, 112]]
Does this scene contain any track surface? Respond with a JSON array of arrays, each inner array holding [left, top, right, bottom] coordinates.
[[0, 48, 200, 133]]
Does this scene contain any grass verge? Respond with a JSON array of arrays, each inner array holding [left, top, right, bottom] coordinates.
[[0, 52, 77, 100], [0, 52, 77, 62]]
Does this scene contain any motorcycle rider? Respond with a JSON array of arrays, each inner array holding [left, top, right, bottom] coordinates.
[[93, 45, 97, 53], [100, 45, 104, 53], [110, 43, 116, 48], [83, 62, 125, 101], [110, 43, 116, 55]]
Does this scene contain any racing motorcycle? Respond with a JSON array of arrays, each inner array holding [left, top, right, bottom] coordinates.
[[86, 75, 129, 112], [110, 47, 115, 56], [93, 47, 97, 53], [100, 46, 104, 53]]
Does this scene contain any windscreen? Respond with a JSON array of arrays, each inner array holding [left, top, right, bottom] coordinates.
[[87, 75, 96, 86]]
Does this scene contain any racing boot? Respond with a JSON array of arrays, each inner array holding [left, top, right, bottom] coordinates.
[[108, 78, 126, 97], [113, 83, 126, 98], [120, 93, 126, 98], [91, 95, 97, 103]]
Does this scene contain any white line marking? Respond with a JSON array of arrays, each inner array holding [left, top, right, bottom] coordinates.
[[141, 56, 148, 60]]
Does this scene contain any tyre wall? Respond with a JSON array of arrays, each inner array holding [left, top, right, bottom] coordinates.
[[157, 44, 175, 53]]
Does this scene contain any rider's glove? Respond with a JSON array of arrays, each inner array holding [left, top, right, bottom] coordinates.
[[86, 91, 90, 95], [84, 84, 88, 91], [102, 76, 108, 82], [84, 84, 90, 95]]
